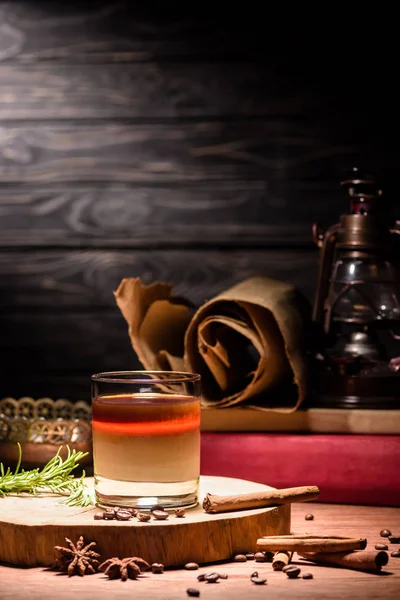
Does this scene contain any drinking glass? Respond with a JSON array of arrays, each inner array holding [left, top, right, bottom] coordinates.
[[91, 371, 201, 509]]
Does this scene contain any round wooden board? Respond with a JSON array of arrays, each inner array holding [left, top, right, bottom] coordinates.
[[0, 476, 290, 568]]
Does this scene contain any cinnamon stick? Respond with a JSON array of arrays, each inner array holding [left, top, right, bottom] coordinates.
[[202, 485, 319, 513], [272, 551, 292, 571], [257, 535, 367, 553], [298, 550, 389, 574]]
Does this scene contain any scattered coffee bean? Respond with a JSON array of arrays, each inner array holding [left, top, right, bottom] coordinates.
[[93, 512, 105, 520], [282, 564, 294, 573], [115, 509, 133, 521], [137, 512, 151, 522], [391, 550, 400, 558], [187, 589, 200, 598], [302, 572, 314, 580], [199, 571, 227, 582], [389, 535, 400, 544], [128, 508, 138, 517], [175, 508, 186, 518], [151, 562, 164, 574], [103, 511, 115, 520], [246, 552, 255, 560], [250, 572, 267, 585], [305, 513, 314, 521], [152, 509, 169, 520], [286, 566, 301, 579], [254, 551, 266, 562], [205, 572, 220, 583], [233, 554, 247, 562], [112, 506, 121, 514], [185, 562, 199, 570], [380, 529, 392, 537], [375, 543, 388, 550]]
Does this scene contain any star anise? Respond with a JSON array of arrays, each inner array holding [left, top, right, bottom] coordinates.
[[54, 535, 101, 576], [99, 556, 150, 581]]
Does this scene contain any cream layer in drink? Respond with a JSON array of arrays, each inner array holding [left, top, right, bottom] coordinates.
[[92, 393, 200, 483]]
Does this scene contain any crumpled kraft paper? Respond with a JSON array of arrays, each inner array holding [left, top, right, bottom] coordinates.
[[114, 276, 308, 412]]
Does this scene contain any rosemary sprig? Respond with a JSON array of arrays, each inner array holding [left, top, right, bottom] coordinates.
[[0, 443, 95, 507]]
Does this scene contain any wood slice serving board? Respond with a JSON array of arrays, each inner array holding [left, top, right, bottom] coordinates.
[[0, 476, 290, 568]]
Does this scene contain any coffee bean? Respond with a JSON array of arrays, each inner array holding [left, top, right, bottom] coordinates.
[[103, 511, 115, 520], [219, 573, 228, 579], [205, 573, 220, 583], [151, 562, 164, 573], [137, 512, 151, 522], [150, 504, 164, 512], [389, 535, 400, 544], [391, 550, 400, 557], [305, 514, 314, 521], [115, 509, 133, 521], [187, 589, 200, 598], [282, 565, 294, 573], [233, 554, 247, 562], [93, 512, 104, 520], [246, 553, 255, 560], [250, 574, 267, 585], [380, 529, 392, 537], [254, 551, 266, 562], [302, 572, 314, 580], [185, 562, 199, 570], [152, 509, 169, 520], [375, 543, 388, 550], [175, 508, 186, 518], [112, 506, 121, 514], [286, 566, 301, 578], [197, 574, 206, 582], [128, 508, 138, 517]]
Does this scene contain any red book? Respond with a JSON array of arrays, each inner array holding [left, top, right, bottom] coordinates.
[[201, 433, 400, 506]]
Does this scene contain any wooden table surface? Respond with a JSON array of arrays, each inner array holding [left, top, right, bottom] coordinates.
[[1, 503, 399, 599]]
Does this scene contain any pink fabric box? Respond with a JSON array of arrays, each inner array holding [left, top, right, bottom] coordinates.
[[201, 433, 400, 506]]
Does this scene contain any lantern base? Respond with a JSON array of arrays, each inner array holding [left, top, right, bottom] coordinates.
[[310, 391, 400, 409], [311, 367, 400, 409]]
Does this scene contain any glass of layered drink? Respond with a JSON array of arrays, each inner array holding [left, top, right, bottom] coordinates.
[[91, 371, 201, 509]]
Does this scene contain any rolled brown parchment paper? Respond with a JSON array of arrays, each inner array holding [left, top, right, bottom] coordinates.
[[114, 276, 308, 410], [114, 278, 193, 372]]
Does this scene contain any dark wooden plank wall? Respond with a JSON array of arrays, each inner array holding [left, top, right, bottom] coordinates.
[[0, 2, 399, 400]]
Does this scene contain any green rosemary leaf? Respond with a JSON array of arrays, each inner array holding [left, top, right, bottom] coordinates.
[[0, 443, 94, 507], [61, 475, 95, 507]]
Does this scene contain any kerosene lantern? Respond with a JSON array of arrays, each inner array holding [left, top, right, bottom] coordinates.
[[311, 168, 400, 408]]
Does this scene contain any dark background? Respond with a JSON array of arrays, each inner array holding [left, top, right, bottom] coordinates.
[[0, 2, 399, 401]]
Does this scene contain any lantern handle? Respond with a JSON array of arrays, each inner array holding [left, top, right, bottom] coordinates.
[[312, 222, 339, 325]]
